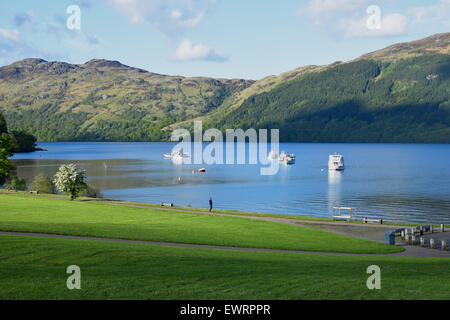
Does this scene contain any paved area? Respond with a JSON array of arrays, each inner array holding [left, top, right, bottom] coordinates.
[[0, 231, 394, 256], [1, 228, 448, 258]]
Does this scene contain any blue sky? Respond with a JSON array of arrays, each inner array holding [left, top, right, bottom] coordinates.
[[0, 0, 448, 79]]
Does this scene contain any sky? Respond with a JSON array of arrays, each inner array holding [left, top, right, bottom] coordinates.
[[0, 0, 449, 80]]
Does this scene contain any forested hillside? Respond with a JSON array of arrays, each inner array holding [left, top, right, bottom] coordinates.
[[217, 54, 450, 142], [0, 33, 449, 142]]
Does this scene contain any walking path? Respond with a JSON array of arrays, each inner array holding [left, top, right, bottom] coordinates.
[[90, 201, 450, 258]]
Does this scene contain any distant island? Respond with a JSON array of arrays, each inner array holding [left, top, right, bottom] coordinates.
[[0, 33, 449, 143]]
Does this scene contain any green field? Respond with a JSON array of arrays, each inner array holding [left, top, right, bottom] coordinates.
[[0, 234, 449, 300], [0, 194, 401, 254], [1, 193, 449, 300]]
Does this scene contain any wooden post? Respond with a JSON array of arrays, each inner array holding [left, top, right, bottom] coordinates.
[[405, 235, 409, 244], [430, 225, 433, 233], [442, 240, 447, 251], [419, 226, 423, 236], [401, 230, 405, 239], [441, 224, 445, 232], [411, 235, 416, 246], [420, 237, 425, 247], [430, 238, 435, 249]]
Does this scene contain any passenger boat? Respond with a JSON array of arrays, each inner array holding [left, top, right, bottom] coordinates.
[[328, 153, 345, 171], [285, 154, 296, 165], [164, 150, 189, 159]]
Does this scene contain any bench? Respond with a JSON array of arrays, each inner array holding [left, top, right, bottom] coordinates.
[[363, 218, 383, 224], [160, 202, 174, 207], [332, 207, 357, 221]]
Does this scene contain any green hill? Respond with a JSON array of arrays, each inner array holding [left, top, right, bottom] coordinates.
[[0, 33, 449, 142], [218, 53, 450, 142], [0, 59, 253, 141]]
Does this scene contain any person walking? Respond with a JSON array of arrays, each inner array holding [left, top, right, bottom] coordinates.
[[209, 197, 213, 214]]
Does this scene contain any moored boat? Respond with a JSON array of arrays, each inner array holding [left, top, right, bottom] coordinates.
[[164, 150, 189, 159], [285, 154, 296, 165], [328, 153, 345, 171]]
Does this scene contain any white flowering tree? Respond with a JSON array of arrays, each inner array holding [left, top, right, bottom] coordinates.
[[53, 164, 87, 200]]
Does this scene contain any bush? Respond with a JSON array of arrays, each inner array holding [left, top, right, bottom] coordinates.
[[6, 177, 27, 191], [79, 184, 102, 199], [31, 173, 56, 194]]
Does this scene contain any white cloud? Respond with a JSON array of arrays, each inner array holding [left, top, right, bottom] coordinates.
[[172, 39, 227, 62], [297, 0, 409, 38], [109, 0, 216, 38], [171, 10, 183, 19], [0, 28, 19, 41], [408, 0, 450, 28], [343, 13, 408, 38], [297, 0, 370, 22]]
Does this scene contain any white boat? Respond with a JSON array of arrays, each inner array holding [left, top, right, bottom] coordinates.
[[164, 150, 189, 159], [268, 150, 278, 160], [285, 154, 296, 165], [278, 151, 286, 162], [328, 153, 345, 171]]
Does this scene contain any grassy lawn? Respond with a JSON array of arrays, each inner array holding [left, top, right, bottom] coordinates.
[[0, 234, 448, 300], [0, 194, 402, 254], [2, 190, 447, 228]]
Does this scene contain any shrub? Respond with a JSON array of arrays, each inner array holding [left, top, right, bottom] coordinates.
[[79, 184, 102, 199], [31, 173, 56, 194], [6, 176, 27, 191]]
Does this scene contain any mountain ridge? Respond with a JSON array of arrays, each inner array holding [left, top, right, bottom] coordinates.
[[0, 32, 449, 142]]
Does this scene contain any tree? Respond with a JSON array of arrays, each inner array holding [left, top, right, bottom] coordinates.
[[2, 131, 37, 153], [53, 164, 87, 200], [31, 173, 56, 194], [0, 112, 7, 134], [0, 135, 13, 185]]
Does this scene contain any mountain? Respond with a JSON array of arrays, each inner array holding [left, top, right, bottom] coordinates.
[[213, 33, 450, 143], [0, 58, 253, 141], [0, 33, 449, 142]]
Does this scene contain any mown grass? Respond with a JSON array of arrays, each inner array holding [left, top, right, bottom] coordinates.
[[0, 234, 448, 300], [2, 190, 446, 228], [0, 194, 402, 254]]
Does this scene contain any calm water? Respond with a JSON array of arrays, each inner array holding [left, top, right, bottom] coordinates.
[[10, 142, 450, 224]]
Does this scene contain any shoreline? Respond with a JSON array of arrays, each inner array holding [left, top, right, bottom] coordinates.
[[1, 189, 448, 229]]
